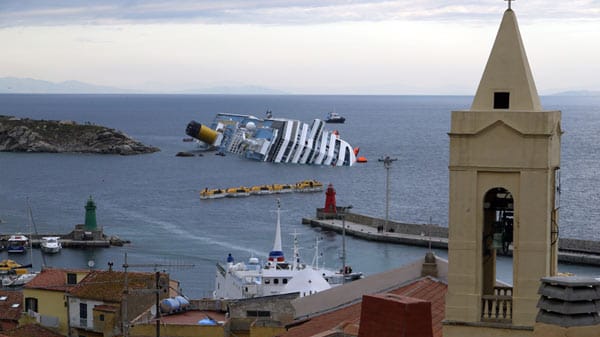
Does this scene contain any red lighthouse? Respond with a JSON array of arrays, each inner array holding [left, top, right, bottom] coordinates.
[[324, 183, 337, 213]]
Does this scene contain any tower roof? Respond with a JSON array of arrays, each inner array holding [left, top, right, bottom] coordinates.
[[471, 9, 542, 112]]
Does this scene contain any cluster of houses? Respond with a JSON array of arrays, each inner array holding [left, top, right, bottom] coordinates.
[[0, 252, 448, 337]]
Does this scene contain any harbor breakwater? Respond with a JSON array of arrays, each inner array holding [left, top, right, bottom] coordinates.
[[0, 224, 129, 249], [303, 208, 600, 266]]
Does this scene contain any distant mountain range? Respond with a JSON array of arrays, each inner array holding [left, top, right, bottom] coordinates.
[[2, 77, 598, 96], [550, 90, 600, 97], [0, 77, 288, 95], [0, 77, 132, 94]]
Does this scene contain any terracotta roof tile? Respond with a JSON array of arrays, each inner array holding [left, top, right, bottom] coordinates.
[[0, 290, 23, 321], [24, 268, 88, 292], [282, 277, 447, 337], [68, 270, 160, 302], [2, 323, 63, 337]]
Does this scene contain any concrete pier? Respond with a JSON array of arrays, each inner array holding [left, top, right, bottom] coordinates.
[[0, 224, 129, 249], [303, 209, 600, 267]]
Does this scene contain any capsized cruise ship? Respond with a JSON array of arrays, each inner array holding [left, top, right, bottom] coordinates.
[[185, 112, 357, 166]]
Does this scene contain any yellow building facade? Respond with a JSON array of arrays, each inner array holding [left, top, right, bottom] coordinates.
[[443, 7, 561, 337], [21, 288, 69, 334], [21, 269, 90, 336]]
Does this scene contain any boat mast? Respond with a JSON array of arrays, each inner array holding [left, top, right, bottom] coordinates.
[[274, 199, 282, 253], [268, 199, 285, 267], [311, 236, 322, 270], [292, 230, 300, 271], [27, 198, 46, 269]]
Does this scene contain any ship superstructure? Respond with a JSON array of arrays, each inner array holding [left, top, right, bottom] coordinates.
[[186, 113, 357, 166], [213, 200, 361, 300]]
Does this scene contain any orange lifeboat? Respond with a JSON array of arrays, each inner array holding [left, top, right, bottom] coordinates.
[[356, 156, 367, 163]]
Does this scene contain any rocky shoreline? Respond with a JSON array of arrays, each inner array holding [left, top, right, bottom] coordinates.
[[0, 115, 160, 155]]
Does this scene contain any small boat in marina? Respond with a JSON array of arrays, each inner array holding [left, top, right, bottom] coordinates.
[[0, 259, 37, 288], [325, 111, 345, 124], [200, 188, 227, 200], [225, 187, 251, 197], [7, 235, 28, 254], [40, 236, 62, 254]]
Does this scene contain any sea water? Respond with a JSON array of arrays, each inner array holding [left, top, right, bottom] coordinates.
[[1, 94, 599, 297]]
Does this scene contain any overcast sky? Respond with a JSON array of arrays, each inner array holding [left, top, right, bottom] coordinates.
[[1, 1, 599, 94]]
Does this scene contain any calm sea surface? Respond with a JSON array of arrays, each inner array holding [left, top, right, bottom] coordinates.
[[1, 94, 599, 297]]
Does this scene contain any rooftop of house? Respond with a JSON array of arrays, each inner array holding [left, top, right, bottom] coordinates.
[[282, 276, 447, 337], [23, 268, 89, 292], [0, 323, 64, 337], [156, 310, 227, 325], [292, 254, 448, 319], [68, 270, 162, 302], [0, 290, 23, 322]]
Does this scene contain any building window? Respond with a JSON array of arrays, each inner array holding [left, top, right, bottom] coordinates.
[[264, 279, 270, 284], [99, 314, 105, 322], [283, 278, 288, 284], [67, 273, 77, 285], [246, 310, 271, 317], [494, 92, 510, 109], [80, 303, 88, 327], [273, 278, 279, 284], [25, 297, 38, 312]]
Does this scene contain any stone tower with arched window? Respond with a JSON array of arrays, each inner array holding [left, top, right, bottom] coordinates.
[[443, 8, 562, 337]]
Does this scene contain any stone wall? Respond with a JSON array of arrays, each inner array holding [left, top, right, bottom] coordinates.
[[316, 208, 449, 238]]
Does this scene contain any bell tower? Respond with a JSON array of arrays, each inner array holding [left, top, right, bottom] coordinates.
[[444, 6, 561, 337]]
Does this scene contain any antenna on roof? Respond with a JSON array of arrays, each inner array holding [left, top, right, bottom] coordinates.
[[121, 252, 195, 337], [505, 0, 514, 10]]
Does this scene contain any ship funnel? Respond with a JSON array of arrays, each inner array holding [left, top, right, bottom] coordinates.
[[185, 121, 218, 145]]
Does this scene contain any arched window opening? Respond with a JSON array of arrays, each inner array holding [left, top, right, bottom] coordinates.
[[481, 187, 514, 323]]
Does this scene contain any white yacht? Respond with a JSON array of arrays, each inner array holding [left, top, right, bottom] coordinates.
[[213, 200, 361, 300], [40, 236, 62, 254]]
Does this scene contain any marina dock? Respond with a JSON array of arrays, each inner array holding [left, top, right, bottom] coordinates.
[[303, 208, 600, 266], [1, 224, 129, 249]]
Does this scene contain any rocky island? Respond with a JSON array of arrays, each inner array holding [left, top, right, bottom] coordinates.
[[0, 115, 160, 155]]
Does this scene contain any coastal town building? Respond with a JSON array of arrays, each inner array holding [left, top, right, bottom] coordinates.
[[66, 269, 171, 337], [21, 268, 91, 335], [444, 6, 562, 337], [130, 307, 226, 337]]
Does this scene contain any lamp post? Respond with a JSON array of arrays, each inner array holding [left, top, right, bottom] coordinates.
[[341, 205, 353, 282], [378, 155, 397, 232]]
